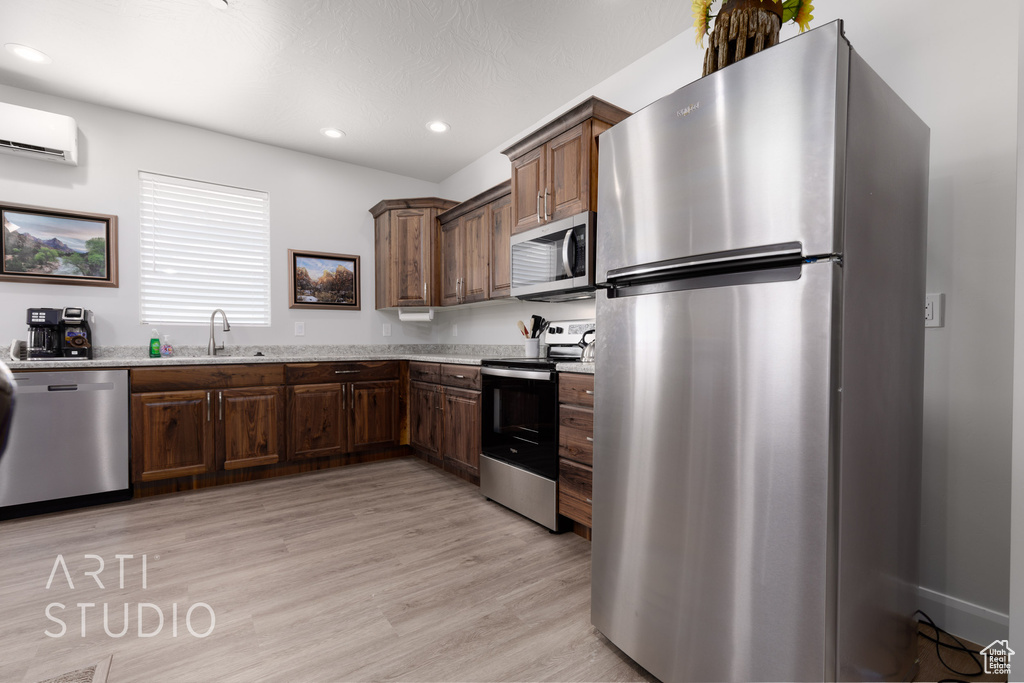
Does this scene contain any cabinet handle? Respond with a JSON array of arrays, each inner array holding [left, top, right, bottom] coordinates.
[[537, 191, 542, 222], [206, 391, 211, 422], [544, 188, 550, 221], [342, 384, 346, 411], [218, 391, 223, 421], [586, 498, 592, 504], [335, 370, 359, 374], [585, 390, 594, 395], [586, 436, 594, 442], [423, 281, 428, 300], [454, 375, 466, 379]]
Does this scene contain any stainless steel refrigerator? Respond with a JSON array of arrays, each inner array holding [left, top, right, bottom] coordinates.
[[591, 21, 929, 682]]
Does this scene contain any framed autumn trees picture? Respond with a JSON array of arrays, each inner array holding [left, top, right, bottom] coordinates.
[[288, 249, 360, 310], [1, 202, 119, 287]]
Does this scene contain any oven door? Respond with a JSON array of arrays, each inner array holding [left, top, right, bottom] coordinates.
[[510, 212, 594, 300], [480, 366, 559, 480]]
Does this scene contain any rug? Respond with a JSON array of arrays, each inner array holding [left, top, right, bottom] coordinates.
[[36, 655, 111, 683]]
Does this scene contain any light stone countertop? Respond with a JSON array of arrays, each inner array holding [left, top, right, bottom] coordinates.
[[6, 343, 593, 374]]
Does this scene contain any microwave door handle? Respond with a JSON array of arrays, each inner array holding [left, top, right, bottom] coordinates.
[[562, 232, 575, 278]]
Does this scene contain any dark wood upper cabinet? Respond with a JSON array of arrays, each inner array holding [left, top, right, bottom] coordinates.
[[502, 97, 630, 235], [489, 193, 512, 299], [435, 180, 512, 307], [369, 198, 458, 310]]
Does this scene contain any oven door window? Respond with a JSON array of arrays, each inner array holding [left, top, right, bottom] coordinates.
[[481, 378, 558, 480]]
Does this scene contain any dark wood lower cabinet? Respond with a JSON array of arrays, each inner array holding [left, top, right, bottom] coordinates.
[[349, 380, 400, 451], [409, 380, 441, 458], [558, 372, 595, 539], [287, 383, 346, 460], [131, 390, 215, 482], [441, 386, 481, 479], [219, 386, 285, 470]]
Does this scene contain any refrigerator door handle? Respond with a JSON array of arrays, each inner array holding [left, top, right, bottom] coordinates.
[[605, 241, 805, 285]]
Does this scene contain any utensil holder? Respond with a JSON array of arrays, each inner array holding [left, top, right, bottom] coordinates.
[[524, 338, 540, 358]]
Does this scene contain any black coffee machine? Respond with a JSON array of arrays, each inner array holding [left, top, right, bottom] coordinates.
[[26, 307, 94, 359]]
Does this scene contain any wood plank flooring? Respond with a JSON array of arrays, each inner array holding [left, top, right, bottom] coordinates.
[[0, 458, 648, 683]]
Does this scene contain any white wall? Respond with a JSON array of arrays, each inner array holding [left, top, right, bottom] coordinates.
[[437, 2, 1020, 644], [0, 83, 441, 349]]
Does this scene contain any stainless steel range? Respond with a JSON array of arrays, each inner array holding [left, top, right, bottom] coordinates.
[[479, 320, 595, 531]]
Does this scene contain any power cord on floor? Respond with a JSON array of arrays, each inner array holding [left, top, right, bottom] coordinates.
[[915, 609, 984, 683]]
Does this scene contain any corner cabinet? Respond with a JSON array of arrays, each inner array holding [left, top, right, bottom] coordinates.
[[285, 361, 401, 459], [369, 198, 459, 310], [436, 180, 512, 306], [501, 97, 631, 234], [408, 361, 482, 484], [130, 365, 286, 482]]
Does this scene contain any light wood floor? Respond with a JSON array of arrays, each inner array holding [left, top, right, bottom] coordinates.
[[0, 457, 649, 683]]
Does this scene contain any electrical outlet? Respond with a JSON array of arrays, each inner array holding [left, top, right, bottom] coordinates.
[[925, 293, 945, 328], [382, 323, 392, 337], [294, 321, 305, 336], [451, 323, 458, 337]]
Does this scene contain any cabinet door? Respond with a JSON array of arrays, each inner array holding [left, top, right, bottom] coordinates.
[[440, 219, 461, 306], [409, 381, 439, 454], [131, 390, 214, 482], [390, 209, 432, 307], [218, 386, 284, 470], [349, 379, 400, 451], [374, 212, 391, 310], [511, 146, 545, 233], [288, 383, 347, 460], [442, 387, 481, 477], [461, 205, 490, 303], [546, 122, 589, 222], [489, 193, 512, 299]]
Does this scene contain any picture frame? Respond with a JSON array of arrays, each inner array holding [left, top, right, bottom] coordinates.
[[288, 249, 360, 310], [1, 202, 119, 288]]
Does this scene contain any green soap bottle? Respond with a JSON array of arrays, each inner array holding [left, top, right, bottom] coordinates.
[[149, 328, 161, 358]]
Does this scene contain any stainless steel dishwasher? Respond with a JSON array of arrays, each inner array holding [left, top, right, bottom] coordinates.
[[0, 369, 130, 515]]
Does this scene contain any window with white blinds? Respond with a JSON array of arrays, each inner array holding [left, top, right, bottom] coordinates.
[[139, 172, 271, 326]]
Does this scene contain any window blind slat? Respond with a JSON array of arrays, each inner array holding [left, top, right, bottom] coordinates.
[[140, 172, 271, 326]]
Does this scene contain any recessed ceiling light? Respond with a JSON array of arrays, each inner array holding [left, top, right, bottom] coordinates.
[[5, 44, 52, 64], [320, 127, 345, 139], [426, 121, 450, 133]]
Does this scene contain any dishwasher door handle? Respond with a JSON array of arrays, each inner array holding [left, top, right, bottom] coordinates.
[[47, 384, 79, 392]]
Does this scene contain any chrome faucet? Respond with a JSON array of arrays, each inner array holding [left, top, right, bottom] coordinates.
[[208, 309, 231, 356]]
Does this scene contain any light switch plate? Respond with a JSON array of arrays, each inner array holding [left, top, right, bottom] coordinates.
[[451, 323, 458, 337], [382, 323, 392, 337], [294, 321, 305, 336], [925, 293, 945, 328]]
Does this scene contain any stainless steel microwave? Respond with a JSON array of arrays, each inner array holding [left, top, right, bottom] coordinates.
[[510, 211, 596, 302]]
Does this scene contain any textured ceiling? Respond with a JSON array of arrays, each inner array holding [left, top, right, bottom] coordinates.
[[0, 0, 688, 182]]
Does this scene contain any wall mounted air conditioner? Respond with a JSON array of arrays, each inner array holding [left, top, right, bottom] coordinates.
[[0, 101, 78, 166]]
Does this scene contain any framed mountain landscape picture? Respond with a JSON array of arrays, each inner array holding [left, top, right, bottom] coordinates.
[[1, 202, 119, 287], [288, 249, 360, 310]]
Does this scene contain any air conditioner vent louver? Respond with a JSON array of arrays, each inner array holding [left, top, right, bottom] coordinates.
[[0, 102, 78, 166]]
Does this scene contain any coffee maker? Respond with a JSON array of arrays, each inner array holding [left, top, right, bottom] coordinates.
[[59, 307, 93, 359], [26, 308, 62, 359], [26, 307, 94, 360]]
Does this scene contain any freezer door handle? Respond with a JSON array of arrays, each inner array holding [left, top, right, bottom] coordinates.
[[605, 241, 805, 285]]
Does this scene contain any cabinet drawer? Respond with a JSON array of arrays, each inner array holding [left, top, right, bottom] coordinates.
[[409, 361, 441, 384], [440, 364, 481, 390], [558, 372, 595, 407], [559, 405, 594, 465], [131, 364, 284, 392], [558, 458, 593, 527], [285, 360, 400, 385]]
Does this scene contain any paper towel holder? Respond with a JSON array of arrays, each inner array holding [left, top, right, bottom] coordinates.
[[398, 308, 435, 322]]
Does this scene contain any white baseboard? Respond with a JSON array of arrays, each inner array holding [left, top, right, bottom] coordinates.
[[917, 585, 1009, 646]]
